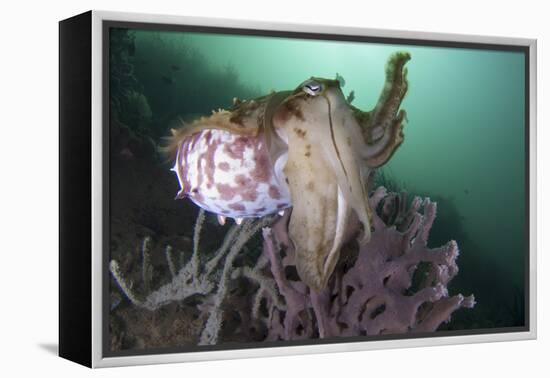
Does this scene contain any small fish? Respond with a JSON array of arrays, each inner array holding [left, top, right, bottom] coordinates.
[[171, 64, 180, 71], [335, 73, 346, 87], [346, 90, 355, 104], [119, 148, 134, 160], [464, 189, 469, 195], [161, 75, 173, 85]]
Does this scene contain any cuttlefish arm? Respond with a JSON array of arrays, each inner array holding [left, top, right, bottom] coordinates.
[[352, 51, 410, 168], [282, 133, 348, 290], [272, 80, 371, 290]]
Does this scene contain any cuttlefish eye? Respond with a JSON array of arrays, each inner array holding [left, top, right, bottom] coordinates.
[[302, 80, 323, 96]]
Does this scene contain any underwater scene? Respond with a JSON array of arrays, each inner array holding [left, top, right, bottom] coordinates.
[[107, 26, 527, 353]]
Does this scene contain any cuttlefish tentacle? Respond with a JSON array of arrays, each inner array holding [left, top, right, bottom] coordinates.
[[282, 137, 340, 290], [352, 51, 410, 167], [364, 108, 406, 168], [322, 186, 350, 284], [319, 91, 372, 245]]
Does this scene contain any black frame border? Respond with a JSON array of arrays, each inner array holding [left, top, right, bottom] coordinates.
[[59, 11, 93, 367]]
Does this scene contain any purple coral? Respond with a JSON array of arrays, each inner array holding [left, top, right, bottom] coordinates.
[[110, 186, 475, 346], [254, 186, 475, 340]]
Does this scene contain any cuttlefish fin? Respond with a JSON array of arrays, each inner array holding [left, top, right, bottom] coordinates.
[[166, 93, 277, 160]]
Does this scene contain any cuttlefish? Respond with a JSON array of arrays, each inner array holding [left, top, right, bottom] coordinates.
[[168, 52, 410, 290]]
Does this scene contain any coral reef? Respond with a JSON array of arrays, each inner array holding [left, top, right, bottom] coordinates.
[[252, 187, 475, 339], [111, 186, 474, 345], [110, 209, 277, 345]]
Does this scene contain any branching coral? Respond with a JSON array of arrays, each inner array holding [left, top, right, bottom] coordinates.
[[250, 187, 475, 340], [110, 209, 276, 345], [111, 187, 474, 345]]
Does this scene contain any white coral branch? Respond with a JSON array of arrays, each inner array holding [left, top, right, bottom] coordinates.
[[110, 210, 277, 345], [165, 245, 177, 278], [199, 216, 275, 345], [109, 260, 143, 306]]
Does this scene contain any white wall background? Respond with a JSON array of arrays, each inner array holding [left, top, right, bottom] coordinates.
[[0, 0, 547, 376]]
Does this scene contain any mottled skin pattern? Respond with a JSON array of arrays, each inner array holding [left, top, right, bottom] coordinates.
[[172, 129, 290, 217], [169, 52, 410, 290]]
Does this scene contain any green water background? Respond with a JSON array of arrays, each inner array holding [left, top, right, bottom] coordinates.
[[116, 28, 527, 329]]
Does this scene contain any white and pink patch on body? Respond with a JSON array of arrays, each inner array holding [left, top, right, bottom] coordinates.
[[172, 129, 291, 219]]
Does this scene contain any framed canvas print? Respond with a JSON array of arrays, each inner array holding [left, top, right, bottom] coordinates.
[[59, 10, 537, 368]]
